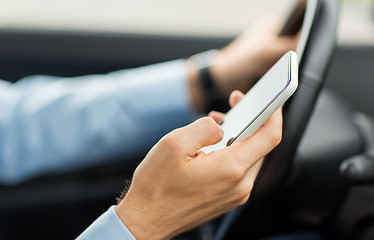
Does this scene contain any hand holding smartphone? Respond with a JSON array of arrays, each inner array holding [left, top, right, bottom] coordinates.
[[201, 51, 298, 154]]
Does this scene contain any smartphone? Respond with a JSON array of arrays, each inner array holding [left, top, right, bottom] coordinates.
[[201, 51, 298, 154]]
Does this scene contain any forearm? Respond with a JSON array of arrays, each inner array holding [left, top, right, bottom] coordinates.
[[0, 60, 198, 184]]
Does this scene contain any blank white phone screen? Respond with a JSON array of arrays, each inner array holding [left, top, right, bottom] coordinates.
[[202, 54, 291, 153]]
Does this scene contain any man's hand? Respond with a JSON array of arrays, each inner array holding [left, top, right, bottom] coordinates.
[[115, 91, 282, 240], [187, 18, 299, 112], [211, 18, 299, 99]]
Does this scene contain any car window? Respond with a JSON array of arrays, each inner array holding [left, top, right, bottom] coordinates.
[[0, 0, 373, 45], [340, 0, 374, 45], [0, 0, 295, 37]]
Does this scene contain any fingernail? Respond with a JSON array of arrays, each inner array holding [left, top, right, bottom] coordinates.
[[218, 120, 224, 125]]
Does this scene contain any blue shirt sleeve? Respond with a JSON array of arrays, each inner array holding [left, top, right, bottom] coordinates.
[[76, 206, 136, 240], [0, 59, 199, 184]]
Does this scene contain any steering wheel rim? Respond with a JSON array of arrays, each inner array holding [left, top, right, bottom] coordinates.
[[215, 0, 339, 238], [254, 0, 339, 202]]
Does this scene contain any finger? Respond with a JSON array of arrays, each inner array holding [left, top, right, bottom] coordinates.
[[172, 117, 224, 157], [208, 111, 225, 124], [244, 158, 264, 185], [230, 159, 264, 204], [229, 90, 245, 108], [225, 108, 283, 169]]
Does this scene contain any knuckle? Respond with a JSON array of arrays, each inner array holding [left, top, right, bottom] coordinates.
[[271, 128, 282, 147], [234, 184, 253, 205], [200, 117, 220, 139], [227, 166, 246, 184], [159, 132, 179, 149], [237, 193, 251, 206]]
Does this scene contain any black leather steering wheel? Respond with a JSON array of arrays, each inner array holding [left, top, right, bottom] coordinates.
[[214, 0, 339, 238]]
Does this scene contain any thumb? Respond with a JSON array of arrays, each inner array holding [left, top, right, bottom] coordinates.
[[173, 117, 224, 157]]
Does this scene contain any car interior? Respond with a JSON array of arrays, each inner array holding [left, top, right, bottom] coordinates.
[[1, 0, 374, 239]]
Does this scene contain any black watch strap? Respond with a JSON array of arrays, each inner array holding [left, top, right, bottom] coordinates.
[[199, 67, 229, 113]]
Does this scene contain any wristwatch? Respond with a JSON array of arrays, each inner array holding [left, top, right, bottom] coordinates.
[[189, 50, 229, 113]]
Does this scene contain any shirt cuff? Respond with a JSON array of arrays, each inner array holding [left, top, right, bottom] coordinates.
[[76, 205, 136, 240]]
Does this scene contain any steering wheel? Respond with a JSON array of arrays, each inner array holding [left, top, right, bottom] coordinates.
[[214, 0, 339, 238]]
